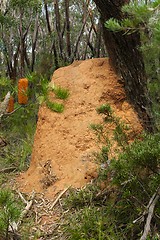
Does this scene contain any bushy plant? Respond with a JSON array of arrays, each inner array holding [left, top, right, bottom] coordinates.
[[0, 99, 38, 170], [64, 185, 100, 210], [64, 206, 123, 240], [0, 75, 39, 172], [0, 77, 16, 99], [0, 189, 22, 240], [107, 133, 160, 238], [90, 104, 129, 153], [27, 73, 69, 113]]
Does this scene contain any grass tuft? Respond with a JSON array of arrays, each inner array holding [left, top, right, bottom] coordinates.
[[53, 85, 70, 100], [46, 100, 64, 113]]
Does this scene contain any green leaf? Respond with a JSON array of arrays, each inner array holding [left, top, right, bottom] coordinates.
[[105, 18, 122, 32]]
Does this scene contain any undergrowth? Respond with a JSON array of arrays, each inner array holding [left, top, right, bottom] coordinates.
[[0, 73, 70, 238], [0, 74, 70, 173], [0, 101, 38, 172], [0, 189, 23, 240]]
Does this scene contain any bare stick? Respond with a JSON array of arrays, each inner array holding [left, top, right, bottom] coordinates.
[[10, 191, 35, 232], [18, 191, 28, 205], [140, 187, 160, 240], [50, 186, 71, 210], [0, 167, 17, 173], [18, 191, 35, 227]]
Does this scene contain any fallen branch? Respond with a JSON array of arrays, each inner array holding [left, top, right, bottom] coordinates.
[[50, 186, 71, 210], [140, 187, 160, 240], [133, 186, 160, 240], [0, 167, 17, 173], [17, 191, 35, 227], [10, 191, 35, 232]]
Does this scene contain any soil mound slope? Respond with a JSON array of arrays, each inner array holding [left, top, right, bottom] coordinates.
[[17, 58, 142, 199]]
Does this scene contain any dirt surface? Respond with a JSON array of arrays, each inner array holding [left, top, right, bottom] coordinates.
[[17, 58, 142, 199]]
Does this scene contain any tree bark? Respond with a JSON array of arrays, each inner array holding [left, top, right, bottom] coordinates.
[[93, 0, 155, 132]]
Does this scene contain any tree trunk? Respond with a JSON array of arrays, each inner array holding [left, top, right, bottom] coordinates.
[[44, 0, 59, 69], [65, 0, 71, 60], [31, 12, 39, 72], [95, 19, 102, 58], [54, 0, 63, 59], [93, 0, 155, 132], [19, 10, 25, 77]]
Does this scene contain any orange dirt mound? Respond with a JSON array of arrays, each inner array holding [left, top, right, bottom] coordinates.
[[17, 58, 142, 199]]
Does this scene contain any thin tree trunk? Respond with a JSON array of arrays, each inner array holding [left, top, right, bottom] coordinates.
[[93, 0, 155, 132], [19, 10, 25, 77], [19, 10, 32, 77], [83, 25, 93, 59], [31, 13, 39, 72], [73, 13, 89, 59], [44, 0, 51, 34], [65, 0, 71, 60], [12, 42, 20, 79], [54, 0, 63, 59], [44, 0, 59, 69], [95, 20, 102, 58]]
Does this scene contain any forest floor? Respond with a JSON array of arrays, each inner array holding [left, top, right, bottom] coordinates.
[[15, 58, 142, 238]]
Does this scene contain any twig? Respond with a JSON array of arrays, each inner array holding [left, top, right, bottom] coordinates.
[[50, 186, 71, 210], [4, 105, 23, 116], [18, 191, 28, 205], [133, 186, 160, 239], [10, 191, 35, 232], [17, 191, 35, 227], [0, 137, 7, 147], [140, 187, 160, 240], [0, 167, 17, 173]]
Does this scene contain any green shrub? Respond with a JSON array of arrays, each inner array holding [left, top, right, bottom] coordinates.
[[107, 133, 160, 238], [0, 99, 38, 171], [0, 189, 22, 239], [64, 206, 123, 240], [64, 185, 100, 210], [91, 104, 129, 153]]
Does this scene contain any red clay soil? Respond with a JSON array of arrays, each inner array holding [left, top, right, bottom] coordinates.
[[17, 58, 142, 199]]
